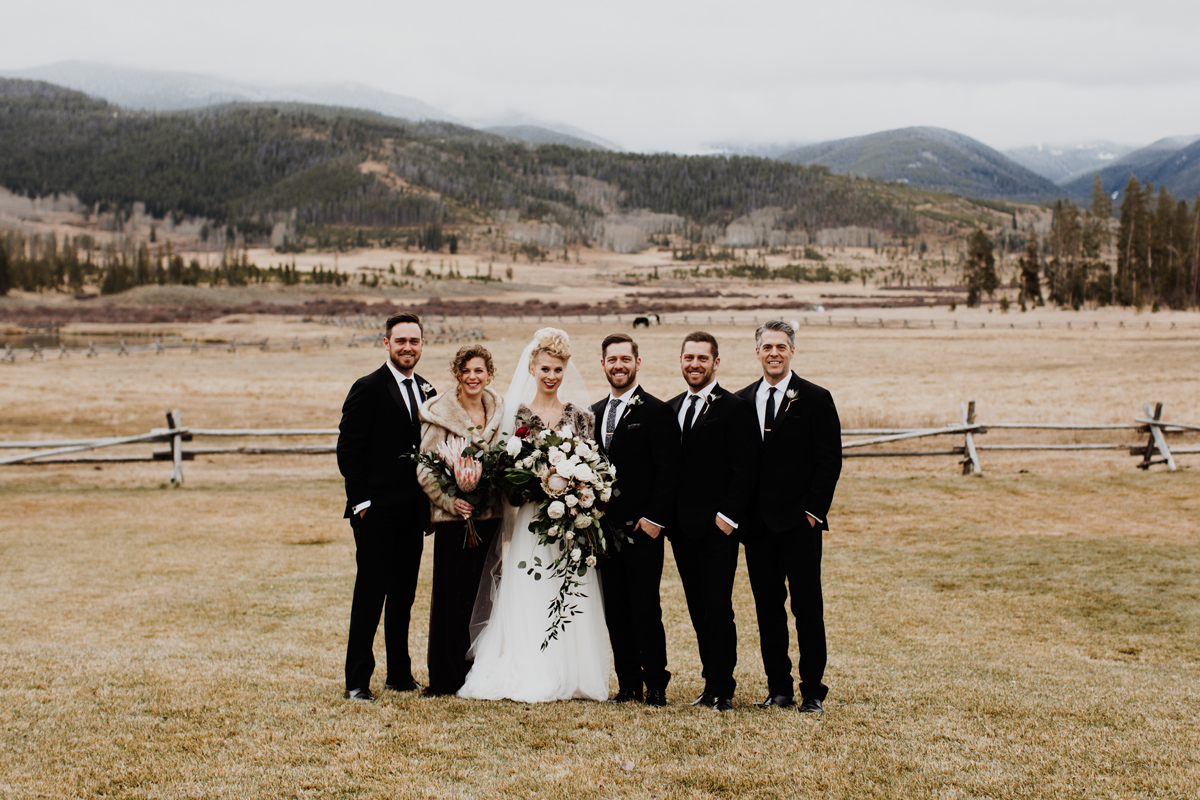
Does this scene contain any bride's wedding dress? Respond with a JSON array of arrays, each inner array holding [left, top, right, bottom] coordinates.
[[458, 337, 611, 703]]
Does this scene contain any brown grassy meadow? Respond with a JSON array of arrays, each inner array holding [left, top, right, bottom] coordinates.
[[2, 321, 1199, 799]]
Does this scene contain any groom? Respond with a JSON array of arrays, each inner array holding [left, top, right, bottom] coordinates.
[[592, 333, 680, 708], [667, 331, 759, 712], [736, 320, 841, 713], [336, 312, 436, 701]]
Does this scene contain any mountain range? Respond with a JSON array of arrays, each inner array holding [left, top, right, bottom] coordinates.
[[777, 127, 1061, 201], [0, 61, 619, 153], [5, 61, 1200, 206]]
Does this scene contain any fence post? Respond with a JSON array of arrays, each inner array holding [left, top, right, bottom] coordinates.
[[167, 408, 184, 486], [961, 400, 982, 475], [1137, 402, 1177, 471]]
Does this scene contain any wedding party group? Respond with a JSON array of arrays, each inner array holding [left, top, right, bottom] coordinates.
[[335, 313, 842, 714]]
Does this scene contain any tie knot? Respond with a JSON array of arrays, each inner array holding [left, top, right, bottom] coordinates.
[[768, 386, 776, 397]]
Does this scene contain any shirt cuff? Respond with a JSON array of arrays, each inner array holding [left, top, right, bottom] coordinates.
[[716, 512, 738, 530], [806, 511, 823, 525], [640, 517, 664, 530], [352, 500, 372, 515]]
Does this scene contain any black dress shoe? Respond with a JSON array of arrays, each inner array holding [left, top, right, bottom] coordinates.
[[384, 680, 421, 693], [756, 694, 796, 709], [609, 688, 643, 703], [712, 696, 735, 712], [690, 692, 717, 707], [344, 687, 375, 702], [644, 689, 667, 708], [799, 696, 824, 713]]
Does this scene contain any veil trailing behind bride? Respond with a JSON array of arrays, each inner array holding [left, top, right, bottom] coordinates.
[[458, 328, 611, 702]]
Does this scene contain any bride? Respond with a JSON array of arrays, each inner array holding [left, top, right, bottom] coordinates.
[[458, 328, 611, 702]]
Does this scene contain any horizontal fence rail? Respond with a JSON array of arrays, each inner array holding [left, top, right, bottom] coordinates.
[[1, 402, 1194, 483]]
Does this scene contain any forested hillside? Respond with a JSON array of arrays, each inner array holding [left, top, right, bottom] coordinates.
[[0, 78, 919, 241]]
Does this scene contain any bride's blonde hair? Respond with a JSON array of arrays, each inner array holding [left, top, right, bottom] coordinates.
[[529, 327, 571, 363]]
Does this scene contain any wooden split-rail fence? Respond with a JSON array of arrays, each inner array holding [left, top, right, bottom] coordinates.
[[1, 402, 1193, 485]]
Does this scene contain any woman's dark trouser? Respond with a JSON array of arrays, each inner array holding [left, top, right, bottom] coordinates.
[[426, 517, 501, 695]]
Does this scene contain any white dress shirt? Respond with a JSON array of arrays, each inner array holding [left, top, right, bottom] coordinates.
[[601, 383, 639, 444]]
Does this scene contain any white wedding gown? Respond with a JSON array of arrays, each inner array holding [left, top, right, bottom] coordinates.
[[458, 395, 611, 703], [458, 501, 611, 702]]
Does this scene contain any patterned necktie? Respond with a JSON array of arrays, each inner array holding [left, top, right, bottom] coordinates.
[[604, 397, 620, 451], [764, 386, 777, 437], [681, 394, 700, 441], [403, 378, 421, 428]]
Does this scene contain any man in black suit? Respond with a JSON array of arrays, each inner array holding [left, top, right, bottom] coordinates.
[[337, 312, 437, 701], [667, 331, 759, 712], [736, 320, 841, 714], [592, 333, 680, 708]]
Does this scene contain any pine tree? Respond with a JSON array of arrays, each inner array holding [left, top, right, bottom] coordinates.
[[1116, 176, 1148, 307], [964, 229, 996, 307], [1018, 232, 1042, 308], [0, 240, 11, 296]]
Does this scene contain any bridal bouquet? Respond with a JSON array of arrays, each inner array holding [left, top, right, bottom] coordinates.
[[501, 423, 621, 649], [410, 432, 504, 547]]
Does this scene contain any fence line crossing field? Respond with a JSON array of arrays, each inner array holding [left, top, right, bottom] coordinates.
[[2, 322, 1199, 798]]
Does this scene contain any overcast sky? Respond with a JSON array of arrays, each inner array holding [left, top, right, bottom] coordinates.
[[3, 0, 1199, 153]]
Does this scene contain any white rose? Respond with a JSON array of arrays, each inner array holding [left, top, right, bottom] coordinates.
[[546, 525, 561, 538], [505, 436, 523, 458], [565, 529, 575, 540], [555, 459, 575, 479], [571, 547, 582, 562], [586, 555, 597, 567], [599, 487, 612, 502], [564, 494, 579, 508], [572, 463, 597, 483], [519, 457, 533, 469], [573, 514, 593, 529], [579, 488, 595, 508], [536, 429, 549, 443], [560, 425, 573, 439], [547, 500, 566, 520], [560, 440, 573, 454], [548, 449, 565, 466], [575, 443, 592, 460]]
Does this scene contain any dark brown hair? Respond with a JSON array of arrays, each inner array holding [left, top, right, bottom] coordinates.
[[385, 312, 423, 338], [680, 330, 718, 359], [601, 332, 639, 360], [450, 344, 495, 381]]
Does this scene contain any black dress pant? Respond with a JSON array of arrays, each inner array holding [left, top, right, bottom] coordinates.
[[601, 529, 670, 695], [670, 525, 739, 698], [426, 517, 501, 695], [744, 522, 827, 701], [345, 506, 424, 692]]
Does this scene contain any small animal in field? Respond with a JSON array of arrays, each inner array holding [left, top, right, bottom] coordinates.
[[632, 314, 660, 328]]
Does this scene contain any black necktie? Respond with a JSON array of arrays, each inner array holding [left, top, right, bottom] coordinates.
[[681, 394, 700, 441], [403, 378, 421, 428], [604, 398, 620, 450], [764, 386, 776, 436]]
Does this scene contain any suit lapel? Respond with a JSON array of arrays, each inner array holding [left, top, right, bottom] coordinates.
[[383, 365, 407, 414], [612, 386, 643, 437], [692, 383, 721, 430]]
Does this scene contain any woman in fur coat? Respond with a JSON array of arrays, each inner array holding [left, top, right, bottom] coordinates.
[[416, 344, 505, 695]]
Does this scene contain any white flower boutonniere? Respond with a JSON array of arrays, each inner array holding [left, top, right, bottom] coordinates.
[[420, 382, 434, 398], [621, 395, 644, 421], [784, 389, 798, 413], [704, 393, 721, 409]]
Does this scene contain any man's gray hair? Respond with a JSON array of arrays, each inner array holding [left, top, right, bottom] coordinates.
[[755, 319, 795, 349]]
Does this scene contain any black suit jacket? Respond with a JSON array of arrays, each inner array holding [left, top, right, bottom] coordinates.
[[736, 372, 841, 534], [591, 387, 681, 536], [666, 382, 759, 538], [337, 364, 436, 519]]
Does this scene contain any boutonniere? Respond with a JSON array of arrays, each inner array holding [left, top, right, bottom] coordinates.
[[784, 389, 798, 413], [420, 382, 434, 398], [704, 393, 721, 408], [621, 395, 644, 420]]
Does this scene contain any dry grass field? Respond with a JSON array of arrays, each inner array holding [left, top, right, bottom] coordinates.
[[2, 321, 1199, 799]]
